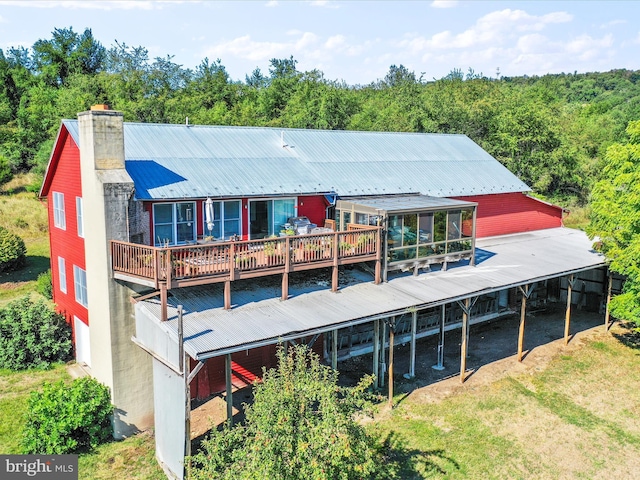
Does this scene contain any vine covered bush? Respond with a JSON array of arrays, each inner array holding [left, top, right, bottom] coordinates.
[[189, 344, 385, 480], [22, 377, 113, 454], [0, 226, 26, 273], [0, 296, 72, 370]]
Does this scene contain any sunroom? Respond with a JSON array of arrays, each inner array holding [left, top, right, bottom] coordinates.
[[335, 195, 477, 279]]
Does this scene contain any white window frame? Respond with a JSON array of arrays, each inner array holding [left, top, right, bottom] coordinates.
[[153, 202, 196, 246], [53, 192, 66, 230], [202, 200, 242, 240], [58, 256, 67, 294], [76, 197, 84, 238], [73, 265, 88, 308]]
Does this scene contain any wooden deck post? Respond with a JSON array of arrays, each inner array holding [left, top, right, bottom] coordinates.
[[332, 233, 339, 292], [224, 281, 231, 310], [388, 318, 395, 406], [282, 237, 291, 301], [517, 284, 531, 362], [565, 274, 575, 345], [604, 271, 613, 331], [225, 353, 233, 426], [408, 310, 417, 378], [160, 284, 168, 322], [373, 319, 380, 389], [331, 329, 338, 370]]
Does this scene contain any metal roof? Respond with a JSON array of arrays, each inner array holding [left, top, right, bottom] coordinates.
[[337, 195, 477, 213], [62, 120, 530, 200], [135, 227, 605, 360]]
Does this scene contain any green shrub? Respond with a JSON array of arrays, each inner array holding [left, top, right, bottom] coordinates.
[[0, 226, 26, 272], [0, 296, 72, 370], [36, 269, 53, 299], [21, 377, 113, 454], [0, 155, 12, 186], [189, 345, 384, 480]]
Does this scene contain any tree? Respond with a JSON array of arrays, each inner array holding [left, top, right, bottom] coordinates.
[[587, 120, 640, 324], [189, 344, 385, 480], [32, 27, 105, 86]]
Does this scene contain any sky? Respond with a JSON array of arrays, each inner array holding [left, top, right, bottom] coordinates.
[[0, 0, 638, 85]]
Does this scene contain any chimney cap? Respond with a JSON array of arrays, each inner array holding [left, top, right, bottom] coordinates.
[[90, 104, 110, 111]]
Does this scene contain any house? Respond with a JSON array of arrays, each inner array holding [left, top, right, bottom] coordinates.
[[40, 106, 608, 479]]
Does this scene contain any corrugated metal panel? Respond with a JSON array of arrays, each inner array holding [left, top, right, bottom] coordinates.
[[338, 195, 476, 213], [61, 120, 530, 199], [135, 227, 604, 360]]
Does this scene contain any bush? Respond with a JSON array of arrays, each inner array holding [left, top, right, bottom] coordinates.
[[21, 377, 113, 454], [0, 226, 26, 272], [36, 269, 53, 299], [189, 344, 385, 480], [0, 296, 72, 370], [0, 155, 12, 186]]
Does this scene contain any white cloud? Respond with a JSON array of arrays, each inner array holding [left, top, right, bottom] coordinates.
[[265, 0, 278, 7], [0, 0, 192, 10], [431, 0, 458, 8], [308, 1, 340, 8], [600, 19, 626, 29]]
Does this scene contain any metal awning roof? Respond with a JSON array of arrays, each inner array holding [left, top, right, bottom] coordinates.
[[135, 227, 605, 361], [337, 195, 477, 214]]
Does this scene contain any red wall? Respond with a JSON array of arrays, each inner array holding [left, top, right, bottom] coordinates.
[[46, 132, 88, 329], [455, 193, 563, 237], [298, 195, 329, 227], [190, 336, 325, 399]]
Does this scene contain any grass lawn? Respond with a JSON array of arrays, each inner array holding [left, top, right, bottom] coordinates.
[[0, 364, 165, 479], [0, 174, 51, 307], [372, 322, 640, 479]]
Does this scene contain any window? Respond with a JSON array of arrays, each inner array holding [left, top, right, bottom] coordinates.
[[153, 202, 196, 246], [249, 198, 296, 239], [76, 197, 84, 238], [53, 192, 65, 229], [203, 200, 241, 240], [73, 265, 88, 307], [58, 257, 66, 294]]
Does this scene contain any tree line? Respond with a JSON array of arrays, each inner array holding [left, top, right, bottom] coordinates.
[[2, 27, 640, 206]]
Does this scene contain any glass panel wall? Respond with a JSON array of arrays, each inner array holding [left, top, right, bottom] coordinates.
[[387, 209, 474, 265]]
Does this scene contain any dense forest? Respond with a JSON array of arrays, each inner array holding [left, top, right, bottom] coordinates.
[[1, 27, 640, 207]]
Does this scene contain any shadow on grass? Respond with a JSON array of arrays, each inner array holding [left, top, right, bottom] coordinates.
[[380, 431, 460, 479], [0, 255, 50, 283], [612, 322, 640, 349]]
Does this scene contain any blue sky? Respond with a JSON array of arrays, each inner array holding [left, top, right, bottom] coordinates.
[[1, 0, 638, 85]]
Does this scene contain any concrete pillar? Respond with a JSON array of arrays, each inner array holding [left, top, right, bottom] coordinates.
[[79, 107, 154, 437]]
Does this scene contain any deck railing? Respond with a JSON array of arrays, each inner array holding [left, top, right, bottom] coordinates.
[[111, 226, 381, 290]]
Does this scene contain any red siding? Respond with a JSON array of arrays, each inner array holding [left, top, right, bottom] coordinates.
[[298, 195, 329, 227], [455, 193, 563, 237], [46, 133, 88, 334], [191, 336, 325, 399]]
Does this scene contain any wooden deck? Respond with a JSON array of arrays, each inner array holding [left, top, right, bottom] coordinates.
[[112, 226, 382, 311]]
